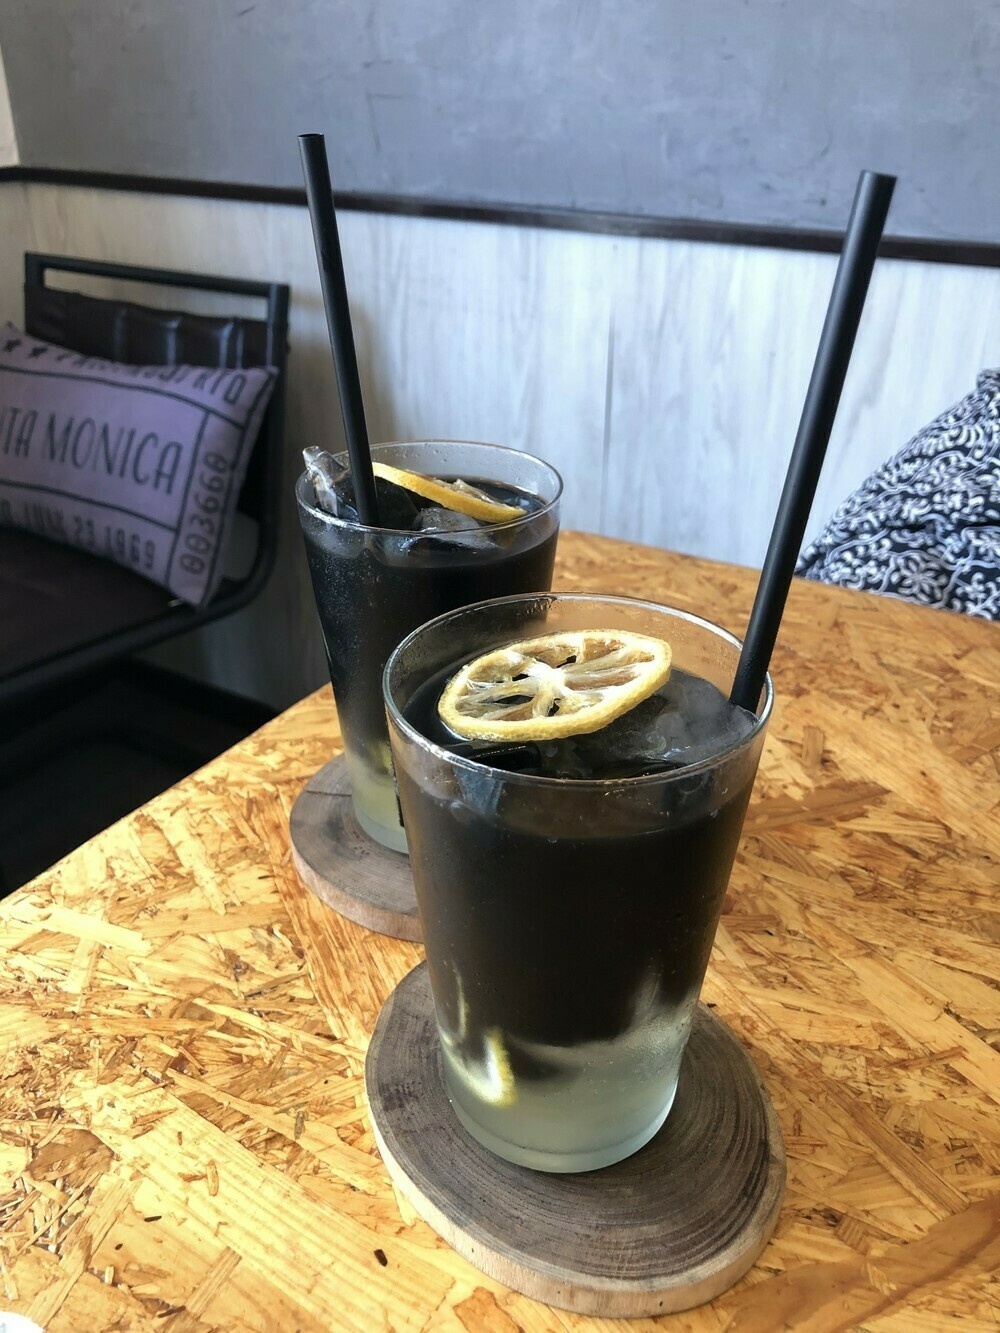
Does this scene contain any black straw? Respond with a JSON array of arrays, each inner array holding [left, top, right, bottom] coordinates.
[[298, 132, 380, 526], [730, 169, 896, 711]]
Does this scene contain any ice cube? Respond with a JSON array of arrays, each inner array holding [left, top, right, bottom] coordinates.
[[414, 506, 482, 534], [301, 447, 421, 529], [402, 507, 497, 553], [536, 669, 755, 780], [302, 446, 346, 516], [526, 694, 675, 779], [657, 669, 755, 765]]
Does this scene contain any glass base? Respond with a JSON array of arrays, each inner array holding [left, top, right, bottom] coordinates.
[[447, 1081, 678, 1174], [355, 802, 408, 854], [343, 749, 409, 854]]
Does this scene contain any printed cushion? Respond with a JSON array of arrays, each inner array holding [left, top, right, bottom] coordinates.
[[796, 370, 1000, 620], [0, 322, 277, 606]]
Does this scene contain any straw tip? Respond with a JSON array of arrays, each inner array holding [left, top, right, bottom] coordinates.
[[859, 168, 898, 192]]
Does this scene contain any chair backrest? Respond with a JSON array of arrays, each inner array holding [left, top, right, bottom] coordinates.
[[23, 253, 290, 604]]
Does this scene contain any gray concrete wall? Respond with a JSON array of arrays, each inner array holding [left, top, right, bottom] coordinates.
[[1, 0, 998, 241]]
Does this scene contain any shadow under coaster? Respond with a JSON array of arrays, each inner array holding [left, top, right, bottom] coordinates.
[[365, 962, 786, 1318], [289, 754, 421, 941]]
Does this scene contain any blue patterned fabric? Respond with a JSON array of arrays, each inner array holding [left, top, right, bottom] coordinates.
[[796, 370, 1000, 620]]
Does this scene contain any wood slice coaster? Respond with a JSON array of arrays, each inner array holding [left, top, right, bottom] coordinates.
[[289, 755, 421, 941], [366, 962, 786, 1318]]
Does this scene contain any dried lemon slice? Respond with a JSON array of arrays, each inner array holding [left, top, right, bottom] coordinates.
[[371, 462, 524, 523], [448, 1028, 517, 1107], [438, 629, 672, 742]]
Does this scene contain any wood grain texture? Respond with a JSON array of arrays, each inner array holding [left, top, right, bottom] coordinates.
[[289, 755, 420, 941], [0, 532, 997, 1330], [366, 962, 786, 1317], [1, 183, 998, 709]]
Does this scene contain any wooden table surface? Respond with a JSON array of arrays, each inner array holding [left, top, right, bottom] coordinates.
[[2, 530, 998, 1332]]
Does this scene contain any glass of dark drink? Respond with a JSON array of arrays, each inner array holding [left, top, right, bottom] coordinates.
[[384, 592, 772, 1172], [296, 442, 562, 852]]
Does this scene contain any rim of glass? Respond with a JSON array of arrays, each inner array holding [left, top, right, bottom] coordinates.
[[384, 592, 774, 790], [295, 439, 564, 536]]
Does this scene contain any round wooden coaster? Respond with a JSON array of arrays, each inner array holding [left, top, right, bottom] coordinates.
[[366, 962, 786, 1318], [289, 755, 420, 941]]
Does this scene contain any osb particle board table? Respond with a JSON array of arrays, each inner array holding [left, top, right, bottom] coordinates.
[[1, 530, 998, 1333]]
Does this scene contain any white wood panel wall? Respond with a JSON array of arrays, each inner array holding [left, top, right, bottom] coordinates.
[[0, 46, 18, 166], [1, 182, 998, 708]]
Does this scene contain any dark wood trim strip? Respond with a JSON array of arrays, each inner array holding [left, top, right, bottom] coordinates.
[[2, 165, 998, 269]]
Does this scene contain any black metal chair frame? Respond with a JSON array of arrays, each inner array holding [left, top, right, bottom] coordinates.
[[2, 253, 290, 708]]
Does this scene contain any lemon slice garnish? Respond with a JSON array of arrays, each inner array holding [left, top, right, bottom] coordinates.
[[447, 1028, 517, 1107], [371, 462, 524, 523], [438, 629, 672, 742]]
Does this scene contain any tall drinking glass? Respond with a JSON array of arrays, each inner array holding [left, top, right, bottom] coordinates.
[[296, 442, 562, 853], [384, 593, 772, 1172]]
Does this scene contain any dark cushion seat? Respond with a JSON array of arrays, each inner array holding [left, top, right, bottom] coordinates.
[[0, 529, 173, 681]]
